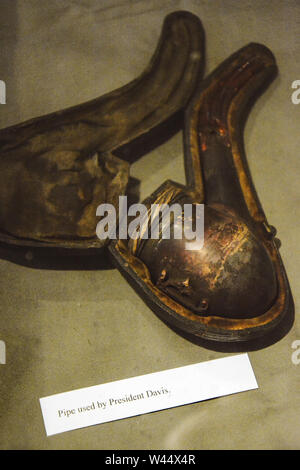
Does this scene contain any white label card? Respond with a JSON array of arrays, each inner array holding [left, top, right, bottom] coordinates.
[[40, 353, 258, 436]]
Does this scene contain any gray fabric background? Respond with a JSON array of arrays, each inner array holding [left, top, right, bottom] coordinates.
[[0, 0, 299, 450]]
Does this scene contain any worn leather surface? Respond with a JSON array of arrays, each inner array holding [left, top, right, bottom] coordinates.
[[0, 0, 299, 450]]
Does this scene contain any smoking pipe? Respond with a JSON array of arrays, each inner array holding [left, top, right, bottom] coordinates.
[[110, 43, 293, 345]]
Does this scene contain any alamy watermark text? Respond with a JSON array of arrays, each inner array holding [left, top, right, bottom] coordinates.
[[291, 80, 300, 104], [0, 80, 6, 104], [0, 340, 5, 364], [96, 196, 204, 250]]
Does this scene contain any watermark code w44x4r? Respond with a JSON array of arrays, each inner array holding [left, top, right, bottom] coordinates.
[[291, 80, 300, 104], [0, 340, 6, 364]]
